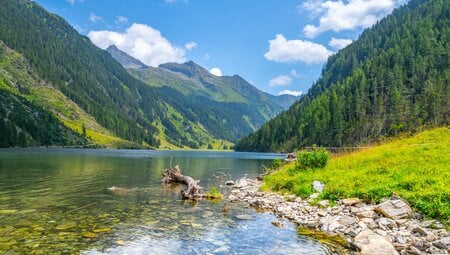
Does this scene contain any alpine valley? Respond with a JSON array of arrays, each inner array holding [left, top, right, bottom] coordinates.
[[0, 0, 298, 149]]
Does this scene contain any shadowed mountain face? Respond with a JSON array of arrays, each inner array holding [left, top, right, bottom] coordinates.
[[235, 0, 449, 152]]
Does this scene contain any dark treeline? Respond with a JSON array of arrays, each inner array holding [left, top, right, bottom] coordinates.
[[0, 89, 86, 147], [236, 0, 449, 152]]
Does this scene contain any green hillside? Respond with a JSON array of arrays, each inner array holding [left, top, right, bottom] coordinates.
[[128, 61, 285, 142], [262, 128, 450, 220], [236, 0, 449, 152], [0, 0, 290, 149]]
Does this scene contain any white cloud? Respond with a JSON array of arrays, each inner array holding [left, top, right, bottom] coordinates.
[[185, 41, 197, 50], [278, 90, 303, 97], [88, 23, 186, 67], [89, 13, 103, 23], [329, 37, 353, 49], [269, 75, 292, 87], [116, 16, 128, 24], [264, 34, 332, 64], [66, 0, 84, 4], [302, 0, 404, 38], [209, 67, 222, 76], [290, 70, 300, 78]]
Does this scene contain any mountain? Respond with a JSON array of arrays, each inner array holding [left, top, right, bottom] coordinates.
[[106, 46, 298, 145], [265, 93, 300, 110], [236, 0, 449, 152], [106, 45, 147, 69], [127, 60, 285, 143], [0, 0, 290, 149]]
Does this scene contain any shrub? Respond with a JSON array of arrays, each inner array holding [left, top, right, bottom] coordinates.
[[272, 158, 283, 169], [296, 148, 330, 170]]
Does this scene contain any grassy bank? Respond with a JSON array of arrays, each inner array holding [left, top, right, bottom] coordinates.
[[261, 128, 450, 221]]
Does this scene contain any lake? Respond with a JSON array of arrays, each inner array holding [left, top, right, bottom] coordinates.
[[0, 149, 334, 254]]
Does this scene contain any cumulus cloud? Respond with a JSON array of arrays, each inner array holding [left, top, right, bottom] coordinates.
[[209, 67, 222, 76], [185, 42, 197, 50], [89, 13, 103, 23], [278, 90, 303, 97], [329, 38, 353, 49], [302, 0, 404, 38], [264, 34, 332, 64], [116, 16, 128, 24], [269, 75, 292, 87], [88, 23, 186, 67]]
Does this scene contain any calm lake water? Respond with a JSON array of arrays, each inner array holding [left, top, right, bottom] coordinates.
[[0, 149, 334, 254]]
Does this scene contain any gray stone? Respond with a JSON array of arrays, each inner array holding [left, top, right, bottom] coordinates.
[[411, 226, 428, 237], [339, 215, 358, 226], [286, 195, 296, 202], [432, 237, 450, 249], [378, 217, 397, 229], [342, 198, 361, 206], [225, 180, 235, 186], [312, 180, 324, 193], [375, 198, 413, 220], [406, 246, 422, 255], [318, 200, 330, 207], [354, 230, 399, 255], [235, 214, 253, 221]]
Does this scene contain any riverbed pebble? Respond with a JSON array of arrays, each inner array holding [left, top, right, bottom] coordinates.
[[226, 178, 449, 255]]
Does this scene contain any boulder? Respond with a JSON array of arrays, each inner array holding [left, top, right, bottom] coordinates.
[[432, 237, 450, 250], [375, 198, 413, 220], [312, 180, 324, 193], [338, 215, 358, 226], [342, 198, 361, 206], [354, 230, 399, 255]]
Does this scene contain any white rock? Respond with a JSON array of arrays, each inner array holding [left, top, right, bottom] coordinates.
[[312, 180, 324, 193], [354, 230, 399, 255], [375, 198, 413, 220]]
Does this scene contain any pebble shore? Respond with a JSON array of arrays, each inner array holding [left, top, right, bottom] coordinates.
[[226, 178, 450, 255]]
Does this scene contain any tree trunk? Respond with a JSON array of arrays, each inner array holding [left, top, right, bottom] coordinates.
[[162, 165, 203, 199]]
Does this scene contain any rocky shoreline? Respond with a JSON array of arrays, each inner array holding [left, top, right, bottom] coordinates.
[[225, 178, 449, 255]]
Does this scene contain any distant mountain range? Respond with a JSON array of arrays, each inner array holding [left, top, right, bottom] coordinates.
[[0, 0, 298, 149], [236, 0, 449, 152]]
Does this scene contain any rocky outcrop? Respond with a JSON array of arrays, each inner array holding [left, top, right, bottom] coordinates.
[[226, 178, 449, 255]]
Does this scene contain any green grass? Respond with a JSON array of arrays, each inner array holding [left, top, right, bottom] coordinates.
[[262, 128, 450, 220]]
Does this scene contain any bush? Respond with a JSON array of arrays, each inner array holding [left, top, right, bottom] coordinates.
[[272, 158, 283, 169], [296, 148, 330, 169]]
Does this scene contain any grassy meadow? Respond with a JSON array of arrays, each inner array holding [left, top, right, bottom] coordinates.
[[262, 128, 450, 221]]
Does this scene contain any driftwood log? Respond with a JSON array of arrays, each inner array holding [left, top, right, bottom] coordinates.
[[163, 165, 203, 199], [162, 165, 221, 200]]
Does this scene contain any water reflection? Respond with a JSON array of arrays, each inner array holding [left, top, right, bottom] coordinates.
[[0, 149, 332, 254]]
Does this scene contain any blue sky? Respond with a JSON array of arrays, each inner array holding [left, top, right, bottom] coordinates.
[[35, 0, 407, 96]]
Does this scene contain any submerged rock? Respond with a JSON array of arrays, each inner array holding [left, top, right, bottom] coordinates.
[[235, 214, 253, 220], [55, 222, 77, 230], [82, 232, 97, 238]]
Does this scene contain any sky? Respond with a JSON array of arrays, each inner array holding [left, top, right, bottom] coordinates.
[[35, 0, 408, 96]]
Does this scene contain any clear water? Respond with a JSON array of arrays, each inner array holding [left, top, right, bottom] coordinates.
[[0, 149, 333, 254]]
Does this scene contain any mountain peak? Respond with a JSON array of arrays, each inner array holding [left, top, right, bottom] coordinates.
[[159, 61, 210, 78], [106, 45, 147, 69]]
